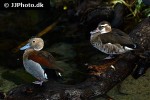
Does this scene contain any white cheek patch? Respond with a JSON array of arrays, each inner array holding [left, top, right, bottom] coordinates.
[[34, 48, 41, 51], [100, 28, 107, 34]]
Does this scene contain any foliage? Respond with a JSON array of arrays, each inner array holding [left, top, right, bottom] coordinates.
[[111, 0, 150, 21]]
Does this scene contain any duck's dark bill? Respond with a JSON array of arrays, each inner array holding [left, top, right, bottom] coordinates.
[[90, 28, 100, 34]]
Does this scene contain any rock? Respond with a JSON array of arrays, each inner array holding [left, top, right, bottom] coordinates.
[[0, 67, 17, 93], [106, 69, 150, 100]]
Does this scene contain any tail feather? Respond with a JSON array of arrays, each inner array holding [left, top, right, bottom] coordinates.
[[124, 46, 133, 50]]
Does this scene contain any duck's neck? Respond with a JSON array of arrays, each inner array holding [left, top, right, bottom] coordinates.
[[90, 33, 105, 53], [90, 33, 102, 44], [23, 49, 34, 60]]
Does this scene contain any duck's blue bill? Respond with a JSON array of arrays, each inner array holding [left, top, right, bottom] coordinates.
[[20, 43, 30, 50]]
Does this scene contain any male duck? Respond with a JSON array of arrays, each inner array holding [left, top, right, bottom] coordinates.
[[90, 21, 136, 59], [20, 37, 63, 85]]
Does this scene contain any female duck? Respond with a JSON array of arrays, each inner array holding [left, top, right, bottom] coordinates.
[[20, 37, 63, 85], [90, 21, 136, 58]]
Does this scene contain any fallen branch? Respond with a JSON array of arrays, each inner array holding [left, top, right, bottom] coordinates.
[[6, 52, 138, 100]]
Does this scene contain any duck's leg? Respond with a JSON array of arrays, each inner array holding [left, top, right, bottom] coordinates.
[[104, 54, 115, 59], [32, 81, 43, 86], [104, 54, 119, 59]]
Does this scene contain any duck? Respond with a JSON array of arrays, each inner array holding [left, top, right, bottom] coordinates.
[[20, 37, 63, 85], [90, 21, 136, 59]]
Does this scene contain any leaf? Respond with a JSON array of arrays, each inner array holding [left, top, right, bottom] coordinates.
[[143, 8, 150, 17], [137, 0, 142, 4], [112, 0, 131, 7]]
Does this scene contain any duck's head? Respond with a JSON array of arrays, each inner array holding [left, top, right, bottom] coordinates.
[[20, 38, 44, 51], [90, 21, 112, 35]]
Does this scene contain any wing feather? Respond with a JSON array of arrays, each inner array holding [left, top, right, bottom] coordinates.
[[100, 29, 135, 48], [28, 51, 63, 72]]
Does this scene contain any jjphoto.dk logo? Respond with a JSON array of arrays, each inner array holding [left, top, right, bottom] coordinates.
[[4, 3, 9, 8], [4, 2, 44, 8]]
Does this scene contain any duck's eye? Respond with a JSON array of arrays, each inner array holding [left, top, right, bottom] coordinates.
[[32, 40, 35, 43], [98, 26, 103, 29]]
